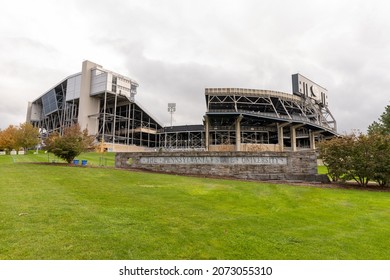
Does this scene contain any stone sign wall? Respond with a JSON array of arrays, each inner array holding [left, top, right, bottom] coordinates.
[[116, 151, 328, 182], [139, 156, 287, 165]]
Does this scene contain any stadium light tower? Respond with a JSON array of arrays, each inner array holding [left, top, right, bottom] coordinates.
[[168, 103, 176, 128]]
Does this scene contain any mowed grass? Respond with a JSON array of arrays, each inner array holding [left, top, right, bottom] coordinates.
[[8, 151, 115, 167], [0, 154, 390, 260], [317, 165, 328, 175]]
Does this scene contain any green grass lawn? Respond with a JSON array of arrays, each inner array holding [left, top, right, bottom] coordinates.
[[0, 153, 389, 260], [317, 165, 328, 175], [7, 151, 115, 167]]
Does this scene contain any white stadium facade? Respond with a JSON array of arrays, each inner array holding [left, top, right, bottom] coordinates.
[[26, 60, 338, 152]]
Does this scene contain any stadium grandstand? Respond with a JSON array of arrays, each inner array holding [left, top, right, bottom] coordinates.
[[26, 60, 337, 152]]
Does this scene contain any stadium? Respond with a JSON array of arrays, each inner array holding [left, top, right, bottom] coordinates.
[[26, 60, 338, 152]]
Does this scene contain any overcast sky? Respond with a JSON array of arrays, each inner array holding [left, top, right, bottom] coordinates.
[[1, 0, 389, 133]]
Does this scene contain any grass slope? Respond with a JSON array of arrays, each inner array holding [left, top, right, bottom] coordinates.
[[0, 154, 389, 259], [8, 151, 115, 167]]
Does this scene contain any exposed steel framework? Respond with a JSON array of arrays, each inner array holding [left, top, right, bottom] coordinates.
[[204, 88, 337, 151], [27, 61, 337, 152], [28, 77, 79, 137]]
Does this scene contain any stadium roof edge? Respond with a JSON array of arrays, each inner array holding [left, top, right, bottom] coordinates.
[[31, 72, 81, 103]]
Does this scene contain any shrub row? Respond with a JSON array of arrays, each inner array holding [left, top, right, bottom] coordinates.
[[319, 133, 390, 187]]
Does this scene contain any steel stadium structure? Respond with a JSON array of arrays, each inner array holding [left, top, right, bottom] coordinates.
[[27, 60, 337, 152]]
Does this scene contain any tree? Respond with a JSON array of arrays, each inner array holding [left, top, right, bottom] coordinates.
[[16, 122, 40, 150], [0, 125, 19, 152], [44, 124, 95, 163], [368, 103, 390, 135], [370, 133, 390, 187], [0, 123, 40, 152], [345, 133, 376, 187], [319, 132, 390, 187], [319, 137, 346, 182]]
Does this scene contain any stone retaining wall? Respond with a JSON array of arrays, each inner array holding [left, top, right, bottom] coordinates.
[[116, 151, 328, 182]]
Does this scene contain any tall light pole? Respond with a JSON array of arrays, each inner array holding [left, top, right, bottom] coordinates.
[[168, 103, 176, 128]]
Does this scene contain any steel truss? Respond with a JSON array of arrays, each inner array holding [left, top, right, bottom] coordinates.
[[95, 92, 161, 147], [206, 89, 336, 132], [30, 80, 79, 138], [204, 88, 338, 150], [157, 128, 205, 150], [30, 86, 162, 148]]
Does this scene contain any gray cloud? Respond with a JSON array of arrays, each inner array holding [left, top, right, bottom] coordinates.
[[1, 0, 390, 133]]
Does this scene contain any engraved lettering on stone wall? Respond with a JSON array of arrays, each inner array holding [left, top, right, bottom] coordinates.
[[139, 156, 287, 165]]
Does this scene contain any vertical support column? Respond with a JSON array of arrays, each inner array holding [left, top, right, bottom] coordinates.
[[309, 130, 316, 150], [140, 111, 143, 147], [78, 60, 101, 135], [291, 126, 297, 152], [112, 93, 118, 149], [277, 122, 289, 152], [126, 103, 131, 146], [147, 118, 151, 147], [102, 91, 107, 145], [291, 124, 304, 152], [309, 130, 324, 150], [235, 114, 243, 152], [277, 123, 284, 152], [131, 103, 135, 145], [204, 115, 209, 151]]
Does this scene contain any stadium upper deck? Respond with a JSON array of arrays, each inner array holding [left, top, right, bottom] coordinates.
[[27, 61, 337, 152]]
